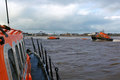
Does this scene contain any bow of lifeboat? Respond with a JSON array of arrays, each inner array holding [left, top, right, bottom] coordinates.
[[0, 25, 32, 80]]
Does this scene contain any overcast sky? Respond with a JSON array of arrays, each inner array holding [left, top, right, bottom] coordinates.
[[0, 0, 120, 33]]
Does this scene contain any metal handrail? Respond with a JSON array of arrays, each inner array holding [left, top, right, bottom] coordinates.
[[30, 37, 61, 80]]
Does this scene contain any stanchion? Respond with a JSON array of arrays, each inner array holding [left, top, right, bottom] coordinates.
[[40, 43, 45, 64], [45, 50, 49, 75], [37, 39, 42, 57], [31, 37, 37, 53], [49, 56, 54, 80]]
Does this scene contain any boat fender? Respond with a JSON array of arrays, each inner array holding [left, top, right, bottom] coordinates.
[[26, 73, 32, 80], [0, 37, 5, 45], [28, 73, 32, 80]]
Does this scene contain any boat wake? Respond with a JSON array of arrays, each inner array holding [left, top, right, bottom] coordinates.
[[113, 39, 120, 42]]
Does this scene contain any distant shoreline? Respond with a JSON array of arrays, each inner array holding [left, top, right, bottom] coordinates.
[[24, 35, 120, 37]]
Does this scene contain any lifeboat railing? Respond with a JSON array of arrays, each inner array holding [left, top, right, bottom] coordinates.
[[29, 37, 61, 80]]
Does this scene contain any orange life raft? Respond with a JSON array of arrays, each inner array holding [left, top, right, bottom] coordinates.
[[47, 36, 60, 39]]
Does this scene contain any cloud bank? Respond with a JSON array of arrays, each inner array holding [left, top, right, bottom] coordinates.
[[0, 0, 120, 33]]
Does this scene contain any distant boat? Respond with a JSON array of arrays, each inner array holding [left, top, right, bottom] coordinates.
[[81, 38, 88, 40], [90, 32, 113, 41], [48, 36, 60, 39]]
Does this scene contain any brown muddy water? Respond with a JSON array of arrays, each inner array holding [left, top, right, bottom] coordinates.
[[25, 37, 120, 80]]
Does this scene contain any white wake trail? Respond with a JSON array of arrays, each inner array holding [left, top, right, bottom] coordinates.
[[113, 39, 120, 42]]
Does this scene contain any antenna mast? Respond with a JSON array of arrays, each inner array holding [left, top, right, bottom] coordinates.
[[5, 0, 10, 26]]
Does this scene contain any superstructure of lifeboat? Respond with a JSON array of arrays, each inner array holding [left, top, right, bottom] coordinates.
[[48, 36, 60, 39], [91, 32, 113, 41], [0, 25, 32, 80]]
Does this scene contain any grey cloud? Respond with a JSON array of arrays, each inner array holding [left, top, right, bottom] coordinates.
[[16, 13, 111, 33], [9, 0, 120, 12], [4, 0, 120, 33]]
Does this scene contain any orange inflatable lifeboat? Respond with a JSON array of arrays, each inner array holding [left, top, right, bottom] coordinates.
[[48, 36, 60, 39]]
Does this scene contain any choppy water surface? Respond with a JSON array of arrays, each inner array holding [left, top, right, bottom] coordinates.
[[25, 37, 120, 80]]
